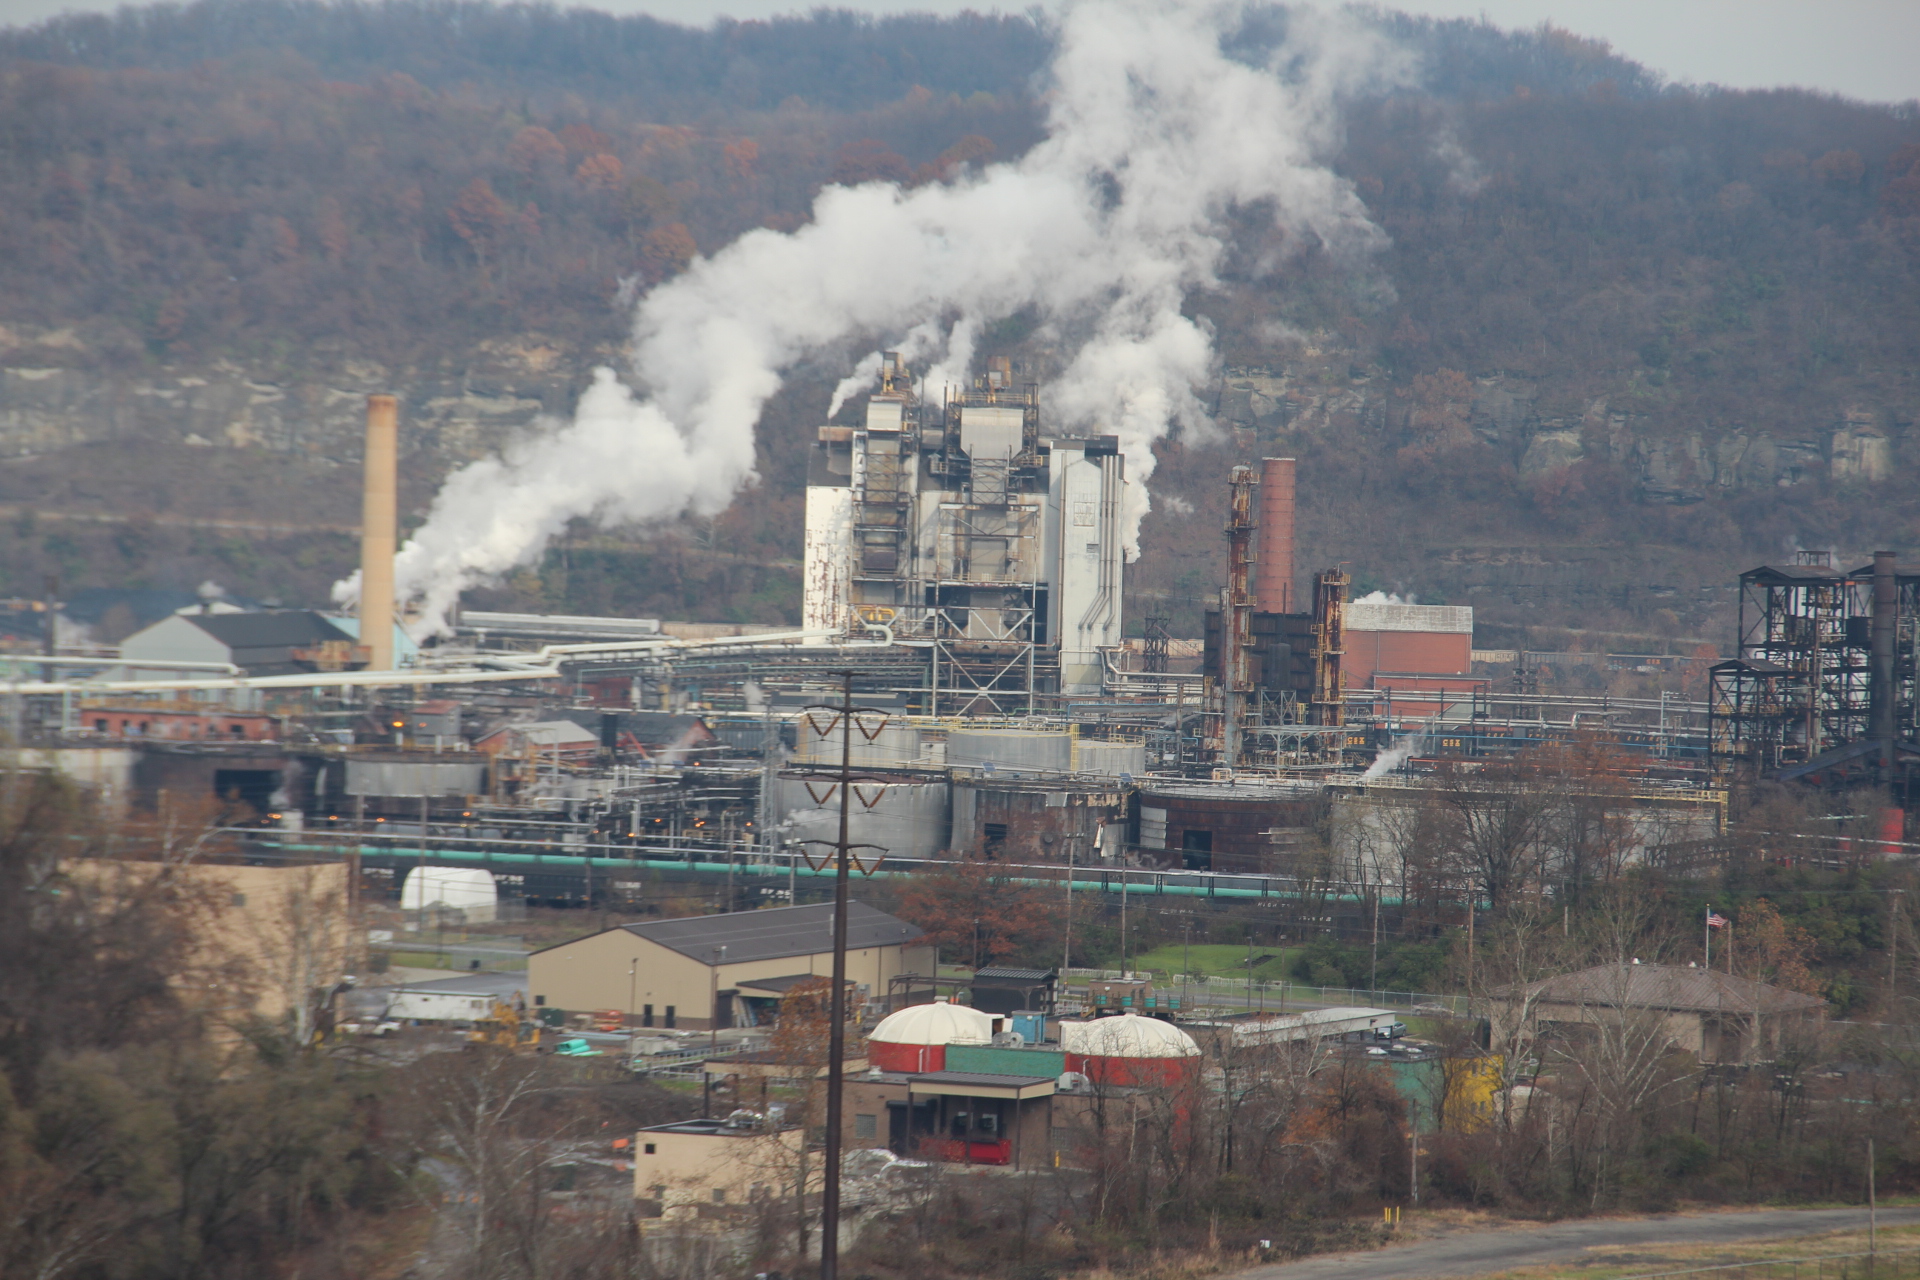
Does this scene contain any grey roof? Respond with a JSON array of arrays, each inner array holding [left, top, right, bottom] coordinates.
[[605, 902, 923, 966], [973, 967, 1056, 983], [384, 971, 529, 998], [1512, 962, 1826, 1015], [182, 610, 355, 675]]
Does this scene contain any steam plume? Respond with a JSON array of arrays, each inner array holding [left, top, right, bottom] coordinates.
[[1361, 733, 1425, 780], [344, 0, 1398, 635]]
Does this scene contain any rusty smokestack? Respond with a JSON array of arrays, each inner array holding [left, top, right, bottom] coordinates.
[[1872, 549, 1897, 777], [1257, 457, 1295, 614], [360, 394, 398, 671]]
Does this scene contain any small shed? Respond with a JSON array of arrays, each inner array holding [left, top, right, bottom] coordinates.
[[970, 966, 1058, 1017]]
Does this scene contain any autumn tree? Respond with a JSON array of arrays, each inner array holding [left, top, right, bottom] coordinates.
[[894, 854, 1064, 969], [447, 178, 520, 278], [639, 221, 697, 284]]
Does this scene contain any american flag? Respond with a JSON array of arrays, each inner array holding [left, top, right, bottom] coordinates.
[[1706, 910, 1728, 929]]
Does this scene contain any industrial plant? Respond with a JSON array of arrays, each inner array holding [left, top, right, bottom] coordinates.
[[9, 354, 1907, 921]]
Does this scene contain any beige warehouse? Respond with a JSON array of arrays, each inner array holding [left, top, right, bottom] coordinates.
[[529, 901, 933, 1030]]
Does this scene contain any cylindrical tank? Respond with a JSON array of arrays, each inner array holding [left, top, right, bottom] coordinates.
[[790, 720, 923, 768], [867, 998, 995, 1072], [1072, 740, 1145, 777], [1060, 1011, 1201, 1087], [1135, 780, 1321, 874], [401, 866, 498, 923], [778, 775, 950, 860], [946, 729, 1072, 774]]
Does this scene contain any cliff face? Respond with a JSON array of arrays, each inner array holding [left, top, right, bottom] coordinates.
[[1218, 364, 1900, 500], [0, 328, 596, 468]]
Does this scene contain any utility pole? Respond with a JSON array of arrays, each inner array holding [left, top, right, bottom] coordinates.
[[821, 670, 856, 1280], [1889, 890, 1903, 991], [786, 680, 888, 1272], [1869, 1136, 1877, 1262], [1371, 887, 1380, 997], [1062, 835, 1075, 975]]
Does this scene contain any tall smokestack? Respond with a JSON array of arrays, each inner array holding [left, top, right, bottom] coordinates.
[[1872, 549, 1897, 778], [360, 394, 398, 671], [1256, 457, 1295, 614]]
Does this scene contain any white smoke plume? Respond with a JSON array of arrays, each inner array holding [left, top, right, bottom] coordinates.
[[1354, 590, 1418, 604], [1361, 733, 1425, 780], [345, 0, 1400, 635]]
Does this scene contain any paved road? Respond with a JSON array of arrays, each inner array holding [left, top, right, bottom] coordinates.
[[1241, 1206, 1920, 1280]]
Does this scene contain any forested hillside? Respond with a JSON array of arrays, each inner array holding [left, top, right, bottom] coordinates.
[[0, 0, 1916, 647]]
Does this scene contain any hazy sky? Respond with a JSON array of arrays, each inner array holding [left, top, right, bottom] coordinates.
[[0, 0, 1914, 106]]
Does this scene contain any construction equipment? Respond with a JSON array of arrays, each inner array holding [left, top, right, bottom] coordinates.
[[467, 1001, 539, 1051], [591, 1008, 626, 1033]]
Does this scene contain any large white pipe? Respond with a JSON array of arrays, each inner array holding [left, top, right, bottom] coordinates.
[[0, 628, 849, 695], [0, 656, 242, 673]]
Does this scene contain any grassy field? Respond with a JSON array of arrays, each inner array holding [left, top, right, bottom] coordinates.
[[1461, 1218, 1920, 1280], [1123, 943, 1301, 981]]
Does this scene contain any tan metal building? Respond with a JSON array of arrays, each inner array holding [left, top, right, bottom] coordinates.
[[528, 901, 933, 1031], [1490, 961, 1826, 1065], [632, 1116, 809, 1212]]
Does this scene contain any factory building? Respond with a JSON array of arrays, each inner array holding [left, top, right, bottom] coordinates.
[[528, 902, 933, 1031], [802, 354, 1125, 706], [1342, 599, 1478, 718]]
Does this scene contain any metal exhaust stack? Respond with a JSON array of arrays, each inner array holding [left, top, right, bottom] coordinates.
[[360, 394, 398, 671], [1256, 457, 1295, 614]]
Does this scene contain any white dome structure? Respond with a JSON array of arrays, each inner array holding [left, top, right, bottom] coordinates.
[[1060, 1012, 1201, 1087], [1061, 1012, 1200, 1058], [401, 866, 498, 923], [867, 998, 994, 1072]]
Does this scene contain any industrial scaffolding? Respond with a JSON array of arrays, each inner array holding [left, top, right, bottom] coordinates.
[[1709, 553, 1920, 778]]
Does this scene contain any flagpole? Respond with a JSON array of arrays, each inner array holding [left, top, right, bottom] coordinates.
[[1705, 905, 1712, 969]]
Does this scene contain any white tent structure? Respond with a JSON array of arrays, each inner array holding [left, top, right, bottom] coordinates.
[[401, 866, 498, 923]]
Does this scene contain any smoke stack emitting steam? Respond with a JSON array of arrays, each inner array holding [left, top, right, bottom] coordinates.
[[360, 394, 397, 670], [337, 0, 1399, 635]]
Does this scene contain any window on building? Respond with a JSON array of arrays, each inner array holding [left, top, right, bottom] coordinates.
[[642, 1004, 654, 1028], [855, 1113, 877, 1139], [643, 1143, 656, 1155], [94, 719, 107, 733], [711, 1188, 726, 1204], [664, 1006, 676, 1028], [229, 724, 246, 739], [533, 995, 545, 1006], [230, 893, 247, 907]]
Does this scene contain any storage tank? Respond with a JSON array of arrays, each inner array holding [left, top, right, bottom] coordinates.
[[1060, 1011, 1202, 1086], [1135, 779, 1322, 874], [778, 774, 950, 860], [790, 720, 923, 768], [1072, 740, 1145, 777], [867, 998, 995, 1072], [401, 866, 498, 923], [946, 729, 1072, 774]]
